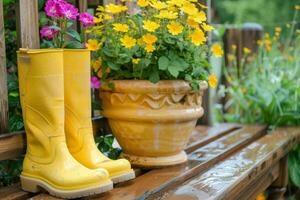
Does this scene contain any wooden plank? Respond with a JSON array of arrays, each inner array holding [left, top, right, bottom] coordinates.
[[0, 117, 105, 161], [161, 127, 300, 200], [91, 125, 266, 200], [16, 0, 40, 48], [0, 183, 34, 200], [0, 131, 25, 161], [0, 0, 8, 133], [186, 123, 240, 153]]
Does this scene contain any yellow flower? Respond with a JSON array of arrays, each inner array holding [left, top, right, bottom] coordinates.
[[86, 39, 101, 51], [104, 14, 113, 20], [181, 2, 198, 16], [202, 23, 214, 32], [155, 10, 178, 19], [145, 44, 155, 53], [137, 0, 149, 7], [151, 1, 168, 10], [120, 35, 136, 48], [227, 54, 235, 62], [232, 44, 237, 50], [275, 27, 282, 32], [243, 47, 251, 54], [208, 73, 218, 88], [189, 29, 206, 46], [211, 43, 224, 58], [113, 23, 129, 33], [143, 20, 160, 32], [94, 17, 102, 23], [132, 58, 141, 64], [191, 11, 207, 23], [167, 21, 183, 35], [85, 29, 92, 33], [167, 0, 183, 7], [92, 59, 102, 72], [137, 38, 144, 45], [105, 4, 127, 14], [198, 3, 208, 9], [255, 193, 266, 200], [295, 5, 300, 10], [187, 18, 198, 28], [142, 33, 158, 44]]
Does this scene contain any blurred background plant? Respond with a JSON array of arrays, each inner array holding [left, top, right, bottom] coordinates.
[[213, 0, 300, 33], [214, 8, 300, 194]]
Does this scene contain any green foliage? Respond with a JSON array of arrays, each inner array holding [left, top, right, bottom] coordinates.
[[216, 10, 300, 187], [0, 159, 22, 187], [95, 135, 122, 160], [214, 0, 300, 32], [91, 2, 211, 88]]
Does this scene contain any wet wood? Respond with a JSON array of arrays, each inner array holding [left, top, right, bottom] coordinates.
[[0, 183, 34, 200], [0, 0, 8, 134], [268, 156, 288, 200], [0, 131, 25, 161], [16, 0, 40, 48], [92, 125, 266, 200], [161, 127, 300, 200], [1, 125, 298, 200]]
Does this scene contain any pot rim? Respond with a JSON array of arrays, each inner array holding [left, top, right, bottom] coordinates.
[[100, 80, 208, 94]]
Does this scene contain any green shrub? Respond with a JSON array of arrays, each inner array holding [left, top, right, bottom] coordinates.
[[216, 10, 300, 187]]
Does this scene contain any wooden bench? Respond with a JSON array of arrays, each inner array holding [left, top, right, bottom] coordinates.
[[0, 123, 299, 200]]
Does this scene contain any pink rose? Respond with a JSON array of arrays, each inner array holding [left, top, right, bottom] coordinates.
[[91, 76, 101, 89]]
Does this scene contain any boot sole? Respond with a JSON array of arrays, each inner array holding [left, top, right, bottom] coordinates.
[[111, 170, 135, 184], [20, 175, 113, 199]]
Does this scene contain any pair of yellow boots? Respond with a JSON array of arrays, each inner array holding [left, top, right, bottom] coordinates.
[[17, 49, 134, 199]]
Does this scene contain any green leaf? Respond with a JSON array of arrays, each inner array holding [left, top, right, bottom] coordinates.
[[107, 61, 121, 70], [149, 69, 160, 83], [168, 65, 181, 78], [64, 41, 82, 49], [66, 29, 81, 42], [158, 56, 169, 70]]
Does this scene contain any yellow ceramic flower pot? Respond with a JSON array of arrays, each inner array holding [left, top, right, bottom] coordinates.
[[100, 80, 207, 168]]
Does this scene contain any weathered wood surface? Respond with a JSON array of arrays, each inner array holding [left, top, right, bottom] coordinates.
[[89, 125, 266, 200], [160, 128, 300, 200], [1, 125, 299, 200], [0, 0, 8, 134], [16, 0, 40, 48]]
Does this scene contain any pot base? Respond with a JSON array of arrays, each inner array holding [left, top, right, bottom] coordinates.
[[122, 151, 187, 168]]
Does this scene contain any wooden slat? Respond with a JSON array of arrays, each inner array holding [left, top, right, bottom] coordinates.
[[161, 127, 300, 200], [0, 183, 34, 200], [16, 0, 40, 48], [91, 125, 266, 200], [186, 123, 240, 153], [0, 0, 8, 133], [0, 131, 25, 161]]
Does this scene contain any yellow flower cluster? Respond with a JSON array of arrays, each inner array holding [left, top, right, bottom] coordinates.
[[89, 0, 223, 86]]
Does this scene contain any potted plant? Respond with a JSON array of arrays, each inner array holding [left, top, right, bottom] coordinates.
[[89, 0, 222, 168]]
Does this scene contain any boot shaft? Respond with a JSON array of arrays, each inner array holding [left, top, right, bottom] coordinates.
[[17, 49, 65, 162]]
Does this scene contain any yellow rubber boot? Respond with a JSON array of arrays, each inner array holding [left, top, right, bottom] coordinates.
[[17, 49, 113, 199], [63, 49, 135, 183]]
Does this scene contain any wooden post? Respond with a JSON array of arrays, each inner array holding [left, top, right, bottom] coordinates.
[[268, 156, 288, 200], [16, 0, 40, 48], [0, 0, 8, 133]]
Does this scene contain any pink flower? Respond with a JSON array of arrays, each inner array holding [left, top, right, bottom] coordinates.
[[45, 0, 63, 17], [60, 3, 78, 20], [40, 26, 58, 40], [79, 12, 95, 27], [91, 76, 101, 89]]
